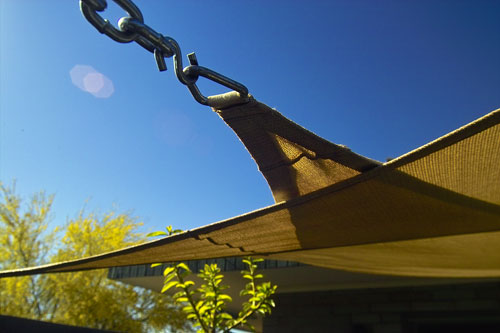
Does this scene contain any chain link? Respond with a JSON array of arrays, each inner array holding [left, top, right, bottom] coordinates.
[[80, 0, 143, 43], [80, 0, 249, 106]]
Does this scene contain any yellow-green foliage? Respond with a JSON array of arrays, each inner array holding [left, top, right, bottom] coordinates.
[[0, 182, 189, 332], [151, 227, 277, 333]]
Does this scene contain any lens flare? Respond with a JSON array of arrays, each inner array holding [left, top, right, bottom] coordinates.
[[70, 65, 114, 98]]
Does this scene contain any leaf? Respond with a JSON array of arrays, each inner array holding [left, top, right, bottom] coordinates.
[[183, 280, 195, 288], [248, 297, 260, 303], [199, 305, 209, 315], [161, 280, 178, 293], [176, 262, 191, 272], [219, 312, 233, 320], [146, 231, 168, 237], [195, 300, 205, 310], [163, 266, 175, 276], [182, 305, 194, 313], [150, 263, 162, 268], [174, 291, 185, 299], [163, 272, 176, 283]]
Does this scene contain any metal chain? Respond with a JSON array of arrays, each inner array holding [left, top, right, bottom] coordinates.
[[79, 0, 249, 106]]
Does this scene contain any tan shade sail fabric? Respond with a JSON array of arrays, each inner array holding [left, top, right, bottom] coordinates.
[[270, 231, 500, 277], [1, 99, 499, 278], [214, 97, 380, 202]]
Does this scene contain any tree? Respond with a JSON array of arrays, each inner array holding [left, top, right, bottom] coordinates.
[[0, 182, 189, 332], [0, 182, 55, 319]]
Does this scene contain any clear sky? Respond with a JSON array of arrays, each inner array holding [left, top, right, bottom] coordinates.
[[1, 1, 499, 234]]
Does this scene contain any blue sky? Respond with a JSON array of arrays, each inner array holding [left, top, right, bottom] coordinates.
[[1, 0, 499, 234]]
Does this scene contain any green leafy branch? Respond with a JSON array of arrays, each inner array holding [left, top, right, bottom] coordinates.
[[148, 226, 277, 333], [226, 257, 276, 331]]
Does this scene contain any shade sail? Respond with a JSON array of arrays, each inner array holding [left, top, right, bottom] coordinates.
[[1, 97, 499, 278]]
